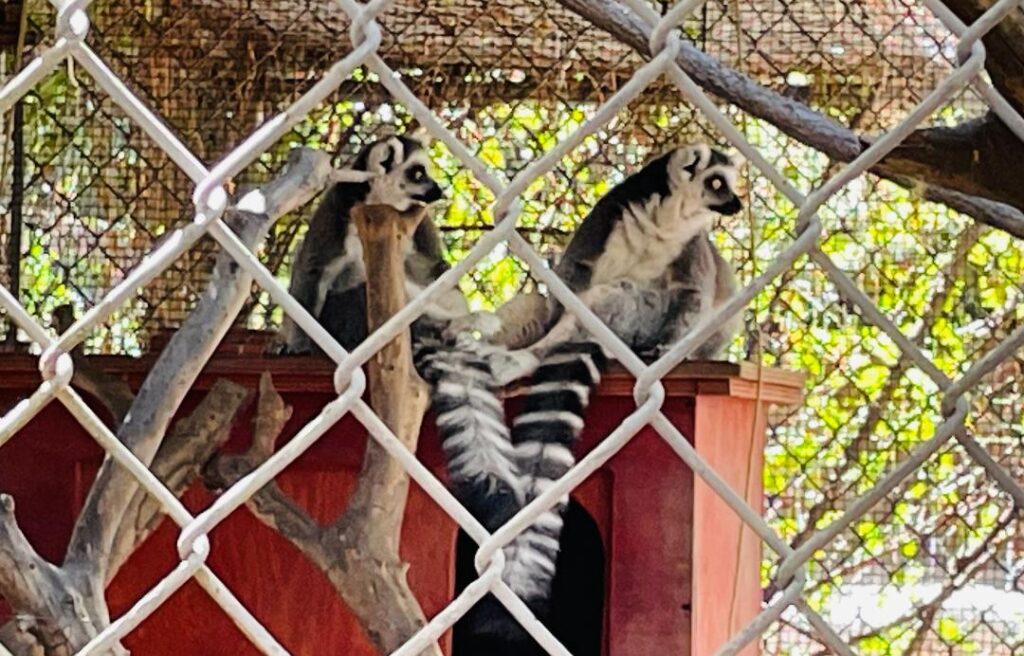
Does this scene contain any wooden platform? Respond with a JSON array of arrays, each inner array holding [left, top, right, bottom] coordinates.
[[0, 338, 804, 655], [0, 351, 804, 406]]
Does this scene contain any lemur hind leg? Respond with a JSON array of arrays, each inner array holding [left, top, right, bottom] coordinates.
[[525, 280, 670, 359], [642, 287, 741, 361]]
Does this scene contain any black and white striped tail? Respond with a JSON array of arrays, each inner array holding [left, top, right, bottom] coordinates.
[[502, 340, 607, 611], [413, 336, 523, 530]]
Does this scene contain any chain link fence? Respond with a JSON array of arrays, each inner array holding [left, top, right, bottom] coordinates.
[[1, 0, 1023, 653]]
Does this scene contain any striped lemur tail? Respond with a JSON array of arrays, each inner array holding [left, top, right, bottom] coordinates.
[[502, 340, 607, 610], [453, 338, 607, 653], [412, 325, 539, 530]]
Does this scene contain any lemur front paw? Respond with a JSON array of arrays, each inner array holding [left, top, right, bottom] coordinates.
[[268, 335, 314, 356], [487, 349, 541, 386]]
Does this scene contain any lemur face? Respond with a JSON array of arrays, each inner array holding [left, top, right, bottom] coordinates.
[[356, 135, 444, 212], [668, 143, 743, 217]]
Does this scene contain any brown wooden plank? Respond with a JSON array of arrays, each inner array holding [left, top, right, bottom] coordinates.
[[691, 396, 764, 656], [0, 353, 805, 406]]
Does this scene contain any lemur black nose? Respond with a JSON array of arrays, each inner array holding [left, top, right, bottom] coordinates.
[[710, 195, 742, 216], [421, 182, 444, 203]]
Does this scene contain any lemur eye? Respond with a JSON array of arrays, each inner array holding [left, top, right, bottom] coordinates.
[[706, 174, 725, 192], [408, 165, 427, 182]]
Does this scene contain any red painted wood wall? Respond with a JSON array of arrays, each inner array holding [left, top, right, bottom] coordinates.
[[0, 353, 801, 655]]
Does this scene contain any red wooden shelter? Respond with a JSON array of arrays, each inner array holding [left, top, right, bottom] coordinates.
[[0, 336, 802, 655]]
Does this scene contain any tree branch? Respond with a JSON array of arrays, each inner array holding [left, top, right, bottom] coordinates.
[[65, 147, 337, 586], [203, 373, 330, 564], [329, 203, 437, 655], [0, 496, 94, 655], [205, 361, 438, 655], [940, 0, 1024, 112], [53, 305, 134, 425], [556, 0, 1024, 236], [0, 148, 337, 655], [206, 206, 438, 654], [106, 379, 252, 583], [850, 511, 1015, 649], [878, 115, 1024, 212]]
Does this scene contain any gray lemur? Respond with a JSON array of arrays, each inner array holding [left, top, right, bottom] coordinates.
[[466, 143, 745, 651], [276, 134, 529, 551], [277, 134, 466, 355]]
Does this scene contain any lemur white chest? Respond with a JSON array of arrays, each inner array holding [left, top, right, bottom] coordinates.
[[590, 195, 712, 285]]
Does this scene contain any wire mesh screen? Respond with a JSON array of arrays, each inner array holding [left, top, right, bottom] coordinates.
[[1, 0, 1023, 654], [1, 0, 995, 347]]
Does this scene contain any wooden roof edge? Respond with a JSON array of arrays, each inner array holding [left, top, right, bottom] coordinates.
[[0, 352, 806, 406]]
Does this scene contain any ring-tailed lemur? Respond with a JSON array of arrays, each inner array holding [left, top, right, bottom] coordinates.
[[469, 143, 745, 648], [278, 134, 455, 355], [275, 134, 529, 535]]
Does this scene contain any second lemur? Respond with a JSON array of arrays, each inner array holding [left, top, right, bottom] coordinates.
[[470, 143, 745, 650]]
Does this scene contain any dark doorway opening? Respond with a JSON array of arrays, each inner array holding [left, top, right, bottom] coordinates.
[[451, 499, 605, 655]]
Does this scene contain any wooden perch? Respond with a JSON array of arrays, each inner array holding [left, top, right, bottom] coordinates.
[[0, 148, 336, 655], [0, 494, 93, 654], [206, 205, 439, 655], [64, 149, 335, 591], [106, 379, 251, 582], [330, 203, 436, 654], [203, 374, 330, 569]]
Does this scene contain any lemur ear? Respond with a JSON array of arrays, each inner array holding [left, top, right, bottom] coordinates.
[[681, 144, 705, 178], [366, 139, 397, 174]]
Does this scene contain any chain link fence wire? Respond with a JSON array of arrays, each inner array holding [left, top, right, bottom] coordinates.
[[1, 0, 1023, 653]]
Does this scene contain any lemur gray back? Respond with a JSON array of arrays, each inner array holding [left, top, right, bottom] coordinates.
[[545, 143, 742, 353]]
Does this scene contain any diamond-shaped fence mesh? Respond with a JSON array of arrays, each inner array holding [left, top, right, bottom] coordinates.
[[1, 0, 1023, 654]]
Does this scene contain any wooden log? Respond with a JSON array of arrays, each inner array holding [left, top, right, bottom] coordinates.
[[329, 203, 439, 655]]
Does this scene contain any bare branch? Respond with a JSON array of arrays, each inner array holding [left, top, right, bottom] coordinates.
[[202, 369, 436, 652], [0, 496, 94, 655], [206, 204, 439, 655], [106, 379, 252, 582], [940, 0, 1024, 112], [329, 203, 437, 655], [1, 148, 337, 655], [556, 0, 1024, 236], [53, 305, 134, 425], [851, 511, 1015, 648], [880, 115, 1024, 213], [203, 374, 329, 567], [65, 147, 336, 584]]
